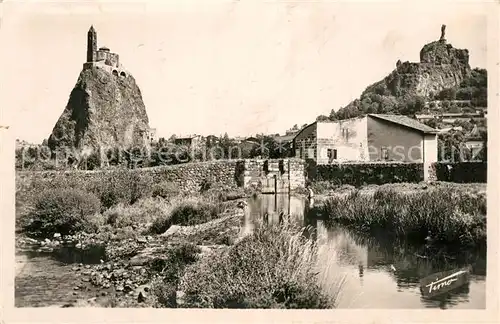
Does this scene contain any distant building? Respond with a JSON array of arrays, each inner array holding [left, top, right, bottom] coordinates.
[[174, 134, 205, 149], [293, 114, 438, 166], [464, 138, 484, 158], [463, 125, 485, 159], [415, 112, 485, 124], [147, 128, 157, 143], [245, 136, 260, 144]]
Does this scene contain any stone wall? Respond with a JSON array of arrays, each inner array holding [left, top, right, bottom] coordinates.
[[16, 159, 306, 195], [288, 159, 306, 190], [96, 50, 120, 68], [241, 158, 305, 192], [17, 161, 240, 194], [293, 123, 317, 159]]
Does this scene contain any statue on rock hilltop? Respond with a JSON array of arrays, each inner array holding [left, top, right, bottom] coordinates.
[[440, 24, 446, 42], [419, 25, 470, 67]]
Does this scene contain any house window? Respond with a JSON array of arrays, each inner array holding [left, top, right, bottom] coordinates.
[[381, 147, 389, 161], [327, 149, 337, 162], [341, 128, 349, 140]]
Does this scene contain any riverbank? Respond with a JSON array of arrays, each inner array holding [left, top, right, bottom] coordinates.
[[16, 212, 339, 308], [15, 175, 486, 308], [15, 177, 337, 308], [314, 183, 486, 250], [16, 199, 245, 307], [310, 181, 486, 202]]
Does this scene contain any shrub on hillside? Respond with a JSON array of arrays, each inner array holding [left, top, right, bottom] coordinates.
[[23, 188, 102, 237], [178, 223, 339, 308]]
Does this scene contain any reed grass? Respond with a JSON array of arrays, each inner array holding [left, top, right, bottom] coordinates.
[[320, 186, 486, 248], [178, 222, 343, 308]]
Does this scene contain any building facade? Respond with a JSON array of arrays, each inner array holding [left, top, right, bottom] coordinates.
[[293, 114, 438, 165]]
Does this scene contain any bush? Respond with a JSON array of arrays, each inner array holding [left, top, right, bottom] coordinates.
[[199, 177, 214, 192], [103, 198, 170, 228], [151, 181, 181, 200], [23, 188, 102, 237], [434, 162, 487, 183], [87, 170, 154, 209], [437, 88, 457, 100], [150, 198, 223, 234], [179, 223, 339, 308], [313, 163, 424, 186]]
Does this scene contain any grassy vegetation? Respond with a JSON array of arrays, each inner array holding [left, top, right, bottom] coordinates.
[[319, 186, 486, 249], [149, 243, 202, 307], [151, 181, 181, 200], [178, 223, 342, 309], [310, 180, 486, 196], [15, 167, 251, 237], [310, 181, 356, 195], [149, 198, 225, 234]]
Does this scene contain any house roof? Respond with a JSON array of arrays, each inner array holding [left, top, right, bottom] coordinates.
[[292, 122, 317, 142], [368, 114, 439, 134], [175, 135, 201, 140], [273, 134, 296, 142]]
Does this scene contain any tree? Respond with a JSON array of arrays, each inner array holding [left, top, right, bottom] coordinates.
[[205, 135, 218, 149], [423, 118, 438, 129], [249, 136, 292, 159], [316, 115, 329, 122], [437, 88, 457, 100], [438, 130, 471, 162]]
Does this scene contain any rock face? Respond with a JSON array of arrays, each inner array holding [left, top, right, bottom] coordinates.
[[382, 36, 470, 98], [47, 66, 150, 154], [340, 26, 471, 112]]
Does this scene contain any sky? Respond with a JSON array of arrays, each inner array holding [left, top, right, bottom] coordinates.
[[0, 0, 490, 143]]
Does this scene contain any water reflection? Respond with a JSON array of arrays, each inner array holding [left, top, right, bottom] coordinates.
[[22, 244, 107, 265], [246, 194, 486, 309]]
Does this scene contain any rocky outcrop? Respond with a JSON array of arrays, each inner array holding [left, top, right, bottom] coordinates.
[[334, 26, 472, 118], [47, 66, 150, 155], [375, 30, 470, 98]]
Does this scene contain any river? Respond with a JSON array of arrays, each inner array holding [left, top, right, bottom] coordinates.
[[15, 194, 486, 309], [245, 194, 486, 309]]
